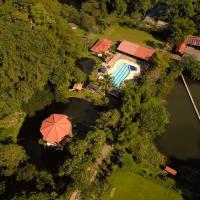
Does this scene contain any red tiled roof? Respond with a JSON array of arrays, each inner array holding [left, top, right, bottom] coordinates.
[[73, 83, 83, 90], [187, 36, 200, 47], [90, 38, 113, 53], [164, 166, 177, 175], [177, 42, 186, 54], [117, 40, 155, 61]]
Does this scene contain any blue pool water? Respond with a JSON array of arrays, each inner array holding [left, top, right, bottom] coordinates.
[[111, 61, 131, 88]]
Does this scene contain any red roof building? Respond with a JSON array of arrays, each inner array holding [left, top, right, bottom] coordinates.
[[90, 38, 113, 54], [177, 42, 186, 54], [73, 83, 83, 91], [187, 35, 200, 47], [117, 40, 155, 61], [40, 114, 72, 144], [164, 166, 177, 176]]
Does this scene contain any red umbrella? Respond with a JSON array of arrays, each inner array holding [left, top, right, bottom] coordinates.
[[40, 114, 72, 144]]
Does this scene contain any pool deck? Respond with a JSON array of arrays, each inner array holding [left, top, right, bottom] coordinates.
[[104, 53, 147, 68], [104, 53, 142, 83]]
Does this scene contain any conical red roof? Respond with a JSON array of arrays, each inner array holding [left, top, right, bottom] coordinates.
[[40, 114, 72, 143]]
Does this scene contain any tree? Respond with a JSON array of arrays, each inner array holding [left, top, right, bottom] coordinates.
[[99, 74, 114, 93], [11, 192, 52, 200], [0, 144, 27, 176], [162, 0, 195, 20], [16, 163, 37, 182], [170, 18, 196, 45], [151, 51, 170, 70], [96, 109, 120, 129], [121, 84, 141, 126], [72, 68, 87, 83], [180, 56, 200, 80], [36, 171, 54, 191], [114, 0, 127, 17], [139, 104, 169, 137], [61, 4, 80, 24], [23, 89, 54, 116], [133, 132, 166, 167], [30, 3, 55, 27], [59, 129, 106, 180], [118, 122, 140, 152], [80, 11, 97, 32], [136, 0, 152, 16]]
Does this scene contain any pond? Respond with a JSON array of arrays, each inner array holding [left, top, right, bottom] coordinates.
[[157, 77, 200, 160], [156, 77, 200, 199], [18, 98, 98, 171]]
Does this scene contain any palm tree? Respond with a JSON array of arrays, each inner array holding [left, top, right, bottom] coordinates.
[[99, 74, 114, 93]]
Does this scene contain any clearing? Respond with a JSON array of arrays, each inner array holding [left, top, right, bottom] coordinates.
[[101, 154, 183, 200], [100, 25, 163, 47]]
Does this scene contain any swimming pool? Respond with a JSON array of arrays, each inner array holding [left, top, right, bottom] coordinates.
[[109, 59, 139, 88]]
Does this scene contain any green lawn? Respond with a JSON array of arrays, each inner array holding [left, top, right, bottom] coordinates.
[[101, 154, 183, 200], [100, 25, 163, 47]]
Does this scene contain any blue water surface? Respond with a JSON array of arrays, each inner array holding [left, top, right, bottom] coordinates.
[[111, 61, 131, 88]]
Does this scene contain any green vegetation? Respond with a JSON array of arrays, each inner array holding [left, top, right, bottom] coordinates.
[[101, 25, 163, 46], [102, 155, 182, 200], [102, 154, 182, 200], [0, 0, 200, 199], [170, 18, 196, 45], [0, 144, 27, 176], [178, 56, 200, 80]]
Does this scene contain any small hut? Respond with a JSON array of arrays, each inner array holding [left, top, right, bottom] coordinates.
[[164, 166, 177, 176], [90, 38, 113, 55], [177, 42, 186, 54], [40, 114, 72, 145], [68, 23, 77, 30], [73, 83, 83, 91]]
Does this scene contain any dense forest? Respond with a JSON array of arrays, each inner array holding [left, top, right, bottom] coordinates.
[[0, 0, 200, 200]]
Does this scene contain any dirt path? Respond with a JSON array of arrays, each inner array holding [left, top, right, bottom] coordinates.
[[69, 144, 112, 200], [69, 190, 81, 200], [90, 144, 112, 183]]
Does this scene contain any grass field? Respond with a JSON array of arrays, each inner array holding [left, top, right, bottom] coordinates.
[[101, 155, 183, 200], [100, 25, 163, 47]]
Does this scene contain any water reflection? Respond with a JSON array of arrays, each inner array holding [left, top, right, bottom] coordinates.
[[157, 78, 200, 160]]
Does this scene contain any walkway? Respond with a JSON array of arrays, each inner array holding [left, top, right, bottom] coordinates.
[[69, 144, 112, 200], [90, 144, 112, 183], [181, 74, 200, 120], [69, 190, 81, 200]]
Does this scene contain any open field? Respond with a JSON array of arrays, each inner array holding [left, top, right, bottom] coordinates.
[[100, 25, 163, 47], [101, 155, 183, 200]]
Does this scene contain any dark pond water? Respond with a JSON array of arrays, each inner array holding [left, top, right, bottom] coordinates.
[[18, 98, 98, 171], [156, 77, 200, 199], [157, 78, 200, 160], [77, 57, 96, 75]]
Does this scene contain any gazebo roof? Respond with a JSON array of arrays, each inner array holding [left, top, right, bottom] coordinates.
[[40, 114, 72, 144]]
